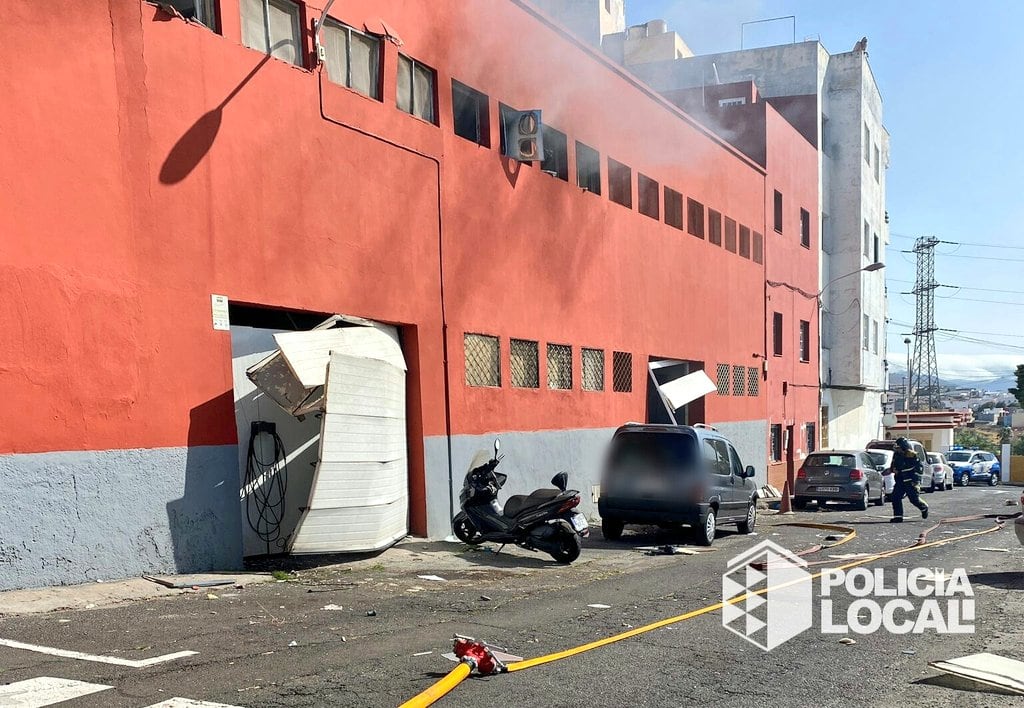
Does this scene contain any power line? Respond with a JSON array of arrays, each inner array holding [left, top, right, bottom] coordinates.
[[935, 294, 1024, 307], [899, 250, 1024, 263], [887, 278, 1022, 296], [890, 233, 1024, 250]]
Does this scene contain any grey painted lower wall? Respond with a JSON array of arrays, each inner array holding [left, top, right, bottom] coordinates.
[[422, 420, 768, 539], [0, 445, 242, 591]]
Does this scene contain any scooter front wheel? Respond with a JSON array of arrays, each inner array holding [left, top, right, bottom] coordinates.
[[453, 512, 484, 545], [549, 529, 581, 564]]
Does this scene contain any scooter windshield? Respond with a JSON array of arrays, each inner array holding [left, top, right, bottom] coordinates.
[[466, 450, 492, 475]]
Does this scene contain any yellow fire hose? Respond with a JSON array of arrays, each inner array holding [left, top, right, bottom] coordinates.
[[401, 515, 1010, 706]]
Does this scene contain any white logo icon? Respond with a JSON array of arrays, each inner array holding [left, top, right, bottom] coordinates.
[[722, 540, 813, 651]]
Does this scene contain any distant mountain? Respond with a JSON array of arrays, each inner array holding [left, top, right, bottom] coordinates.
[[886, 372, 1014, 393]]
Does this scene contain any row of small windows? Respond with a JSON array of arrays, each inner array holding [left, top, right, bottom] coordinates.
[[177, 1, 813, 258], [715, 364, 760, 397], [464, 334, 633, 393]]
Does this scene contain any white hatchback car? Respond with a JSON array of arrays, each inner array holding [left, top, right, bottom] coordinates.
[[866, 449, 895, 500], [926, 452, 954, 491]]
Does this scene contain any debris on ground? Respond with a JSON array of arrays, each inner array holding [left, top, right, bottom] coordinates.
[[413, 651, 432, 657], [288, 641, 298, 647], [143, 576, 236, 589], [366, 610, 377, 616], [756, 485, 782, 499], [206, 593, 219, 600], [929, 652, 1024, 695], [902, 650, 917, 655], [978, 547, 1010, 553], [417, 575, 446, 582], [587, 604, 611, 609], [321, 604, 344, 611], [824, 534, 844, 541], [839, 637, 857, 645], [480, 595, 492, 601]]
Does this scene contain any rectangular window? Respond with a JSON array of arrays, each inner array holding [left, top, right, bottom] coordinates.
[[800, 208, 810, 248], [799, 320, 810, 362], [168, 0, 218, 30], [820, 406, 830, 449], [541, 125, 568, 180], [708, 209, 722, 246], [806, 423, 817, 453], [773, 312, 783, 356], [612, 351, 632, 392], [863, 314, 870, 350], [864, 123, 871, 163], [608, 159, 632, 208], [241, 0, 302, 66], [451, 80, 489, 145], [582, 348, 605, 391], [863, 220, 870, 257], [770, 424, 782, 462], [638, 174, 659, 219], [510, 338, 539, 388], [773, 190, 783, 233], [464, 333, 500, 387], [724, 217, 737, 253], [664, 187, 683, 230], [872, 320, 879, 354], [687, 198, 705, 238], [739, 225, 751, 259], [753, 231, 764, 264], [547, 344, 572, 390], [873, 233, 880, 263], [397, 54, 436, 123], [732, 365, 745, 396], [747, 367, 760, 397], [323, 22, 381, 99], [716, 363, 730, 395], [874, 144, 881, 181], [576, 142, 601, 194]]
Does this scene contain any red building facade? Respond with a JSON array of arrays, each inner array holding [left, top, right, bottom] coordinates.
[[0, 0, 816, 588]]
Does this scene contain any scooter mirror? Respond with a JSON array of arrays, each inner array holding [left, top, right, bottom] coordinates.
[[494, 439, 501, 457]]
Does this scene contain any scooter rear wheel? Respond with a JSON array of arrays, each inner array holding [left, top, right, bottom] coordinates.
[[549, 530, 581, 564], [452, 512, 484, 545]]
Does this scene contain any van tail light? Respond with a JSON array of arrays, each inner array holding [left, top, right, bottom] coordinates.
[[797, 467, 807, 479], [849, 469, 864, 481], [558, 496, 581, 513]]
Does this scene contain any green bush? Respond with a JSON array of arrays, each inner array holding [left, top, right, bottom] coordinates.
[[954, 429, 999, 454]]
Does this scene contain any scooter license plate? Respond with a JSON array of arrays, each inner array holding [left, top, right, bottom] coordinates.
[[570, 513, 588, 533]]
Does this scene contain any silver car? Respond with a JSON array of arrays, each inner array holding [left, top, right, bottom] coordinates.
[[794, 450, 886, 510]]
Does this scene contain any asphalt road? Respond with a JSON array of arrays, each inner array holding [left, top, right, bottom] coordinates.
[[0, 485, 1021, 707]]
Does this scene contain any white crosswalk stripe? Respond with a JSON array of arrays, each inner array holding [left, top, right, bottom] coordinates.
[[0, 677, 112, 706], [0, 677, 244, 707]]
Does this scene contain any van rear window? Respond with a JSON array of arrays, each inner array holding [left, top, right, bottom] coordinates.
[[610, 433, 697, 471], [805, 453, 856, 468]]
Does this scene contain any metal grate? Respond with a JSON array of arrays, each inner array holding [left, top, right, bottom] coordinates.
[[464, 333, 500, 387], [732, 365, 745, 396], [747, 367, 760, 397], [612, 351, 632, 392], [547, 343, 573, 390], [510, 338, 539, 388], [582, 348, 605, 391], [716, 364, 731, 395]]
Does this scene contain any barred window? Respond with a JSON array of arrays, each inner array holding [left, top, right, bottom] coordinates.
[[510, 338, 539, 388], [613, 351, 632, 392], [464, 333, 500, 387], [747, 367, 759, 397], [806, 422, 817, 453], [716, 363, 731, 395], [582, 348, 605, 391], [770, 424, 782, 462], [547, 344, 573, 390], [732, 365, 745, 396]]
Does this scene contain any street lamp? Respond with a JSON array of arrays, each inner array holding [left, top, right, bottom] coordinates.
[[816, 261, 885, 299], [904, 336, 913, 435]]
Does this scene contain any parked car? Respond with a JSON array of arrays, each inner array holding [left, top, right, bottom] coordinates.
[[867, 438, 928, 495], [1016, 490, 1024, 546], [926, 452, 954, 492], [865, 449, 895, 500], [794, 450, 885, 510], [946, 448, 1000, 486], [598, 423, 758, 546]]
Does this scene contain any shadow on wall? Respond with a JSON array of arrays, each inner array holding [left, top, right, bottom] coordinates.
[[165, 391, 244, 573]]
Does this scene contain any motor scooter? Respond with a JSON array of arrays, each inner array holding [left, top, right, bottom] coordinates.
[[452, 439, 588, 563]]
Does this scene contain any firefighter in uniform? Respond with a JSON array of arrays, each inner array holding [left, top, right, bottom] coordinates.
[[889, 437, 929, 523]]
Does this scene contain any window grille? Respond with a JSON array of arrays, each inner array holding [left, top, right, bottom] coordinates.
[[732, 365, 745, 396], [613, 351, 632, 392], [464, 333, 500, 387], [747, 367, 760, 397], [582, 348, 605, 391], [716, 364, 731, 395], [510, 339, 538, 388], [547, 344, 573, 390]]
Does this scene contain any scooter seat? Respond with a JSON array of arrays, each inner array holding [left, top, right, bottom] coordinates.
[[504, 489, 561, 518]]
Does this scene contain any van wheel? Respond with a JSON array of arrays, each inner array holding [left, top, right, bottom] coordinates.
[[696, 508, 716, 546], [738, 503, 756, 534], [601, 517, 624, 541]]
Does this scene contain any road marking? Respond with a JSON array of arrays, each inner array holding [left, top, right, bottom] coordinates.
[[144, 699, 244, 707], [0, 676, 112, 706], [0, 638, 197, 667]]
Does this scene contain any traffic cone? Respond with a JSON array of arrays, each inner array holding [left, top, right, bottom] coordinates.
[[778, 479, 794, 514]]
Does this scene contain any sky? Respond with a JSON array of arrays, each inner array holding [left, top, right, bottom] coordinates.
[[627, 1, 1024, 383]]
